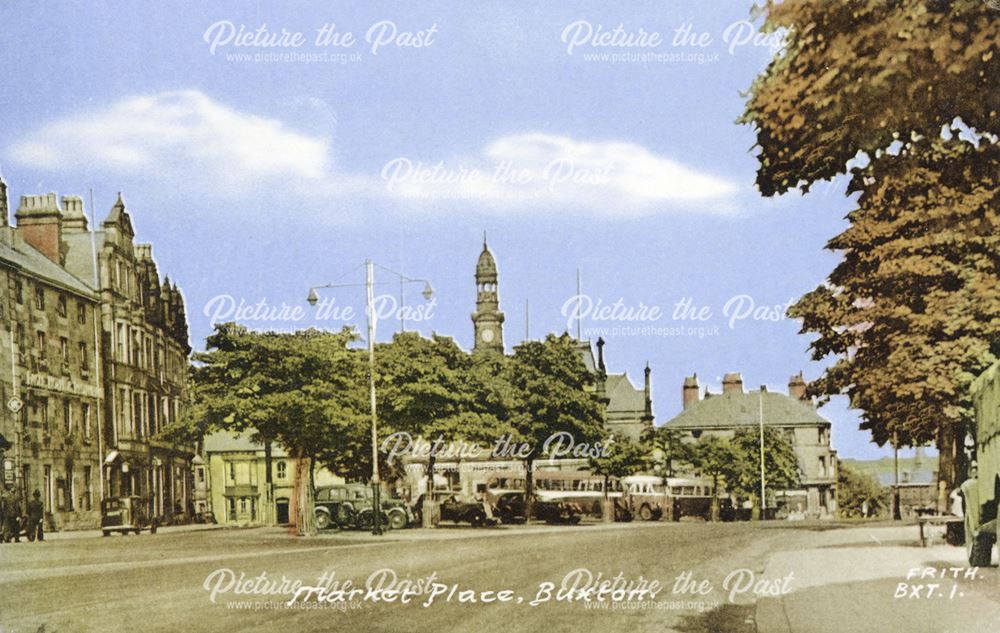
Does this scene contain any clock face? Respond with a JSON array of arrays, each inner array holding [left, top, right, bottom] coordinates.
[[480, 328, 495, 343]]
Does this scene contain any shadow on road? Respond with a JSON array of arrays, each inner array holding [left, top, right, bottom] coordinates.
[[673, 603, 755, 633]]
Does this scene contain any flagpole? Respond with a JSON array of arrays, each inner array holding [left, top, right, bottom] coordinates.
[[759, 389, 766, 519]]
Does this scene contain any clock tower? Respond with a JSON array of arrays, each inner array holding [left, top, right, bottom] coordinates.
[[472, 237, 505, 353]]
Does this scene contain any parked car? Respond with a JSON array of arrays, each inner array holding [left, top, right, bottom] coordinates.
[[438, 494, 496, 527], [492, 492, 581, 524], [101, 496, 157, 536], [314, 484, 411, 530]]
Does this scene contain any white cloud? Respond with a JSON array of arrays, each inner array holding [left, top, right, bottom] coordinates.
[[8, 91, 742, 217], [8, 90, 332, 194], [379, 133, 741, 215]]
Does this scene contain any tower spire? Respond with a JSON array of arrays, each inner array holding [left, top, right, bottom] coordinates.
[[472, 238, 504, 353]]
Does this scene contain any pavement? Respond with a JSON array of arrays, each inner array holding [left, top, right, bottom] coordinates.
[[754, 524, 1000, 633], [40, 521, 226, 540]]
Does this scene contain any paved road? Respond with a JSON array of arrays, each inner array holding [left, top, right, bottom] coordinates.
[[0, 521, 995, 633]]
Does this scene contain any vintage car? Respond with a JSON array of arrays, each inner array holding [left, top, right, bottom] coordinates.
[[492, 491, 581, 525], [961, 361, 1000, 566], [101, 496, 157, 536], [314, 484, 412, 531], [438, 494, 496, 527]]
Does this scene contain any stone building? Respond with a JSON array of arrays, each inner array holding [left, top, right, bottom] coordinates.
[[0, 188, 103, 530], [0, 177, 193, 530], [577, 338, 653, 442], [61, 193, 193, 522], [202, 431, 343, 526], [665, 372, 838, 518]]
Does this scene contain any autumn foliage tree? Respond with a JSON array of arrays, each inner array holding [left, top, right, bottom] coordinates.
[[742, 0, 1000, 490]]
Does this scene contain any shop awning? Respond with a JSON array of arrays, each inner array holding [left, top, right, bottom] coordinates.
[[104, 450, 121, 464]]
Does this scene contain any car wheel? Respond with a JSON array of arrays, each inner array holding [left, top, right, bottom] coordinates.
[[315, 511, 332, 530], [639, 505, 654, 521], [965, 510, 995, 566], [335, 505, 354, 529], [355, 509, 373, 530], [387, 510, 407, 530]]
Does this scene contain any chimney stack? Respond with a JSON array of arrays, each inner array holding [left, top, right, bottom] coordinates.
[[683, 374, 699, 409], [16, 193, 63, 264], [596, 337, 606, 373], [60, 195, 88, 232], [0, 176, 8, 227], [722, 372, 744, 394], [788, 371, 808, 401]]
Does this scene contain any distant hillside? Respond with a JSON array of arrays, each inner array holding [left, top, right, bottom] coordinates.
[[841, 456, 938, 486]]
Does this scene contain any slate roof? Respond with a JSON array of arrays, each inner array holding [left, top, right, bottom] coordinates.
[[606, 373, 645, 414], [203, 430, 290, 457], [666, 390, 829, 429], [0, 227, 96, 297], [576, 340, 597, 373]]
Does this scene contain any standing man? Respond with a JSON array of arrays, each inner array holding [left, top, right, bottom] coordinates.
[[26, 490, 43, 542], [3, 485, 20, 543], [0, 485, 7, 543]]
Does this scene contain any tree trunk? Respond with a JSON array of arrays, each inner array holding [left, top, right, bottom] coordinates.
[[293, 454, 317, 536], [710, 474, 720, 522], [936, 422, 967, 513], [263, 437, 274, 526]]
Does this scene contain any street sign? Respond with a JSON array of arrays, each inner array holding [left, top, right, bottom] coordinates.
[[7, 396, 23, 414]]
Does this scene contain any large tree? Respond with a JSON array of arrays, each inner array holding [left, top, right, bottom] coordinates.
[[838, 462, 891, 519], [373, 332, 505, 498], [729, 427, 801, 518], [163, 323, 366, 535], [690, 435, 739, 521], [742, 0, 1000, 489], [507, 334, 606, 522], [642, 425, 694, 478], [589, 434, 649, 519], [792, 140, 1000, 486]]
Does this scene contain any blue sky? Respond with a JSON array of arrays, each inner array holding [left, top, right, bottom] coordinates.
[[0, 1, 914, 460]]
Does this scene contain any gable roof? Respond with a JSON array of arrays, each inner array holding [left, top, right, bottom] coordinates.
[[665, 390, 829, 429], [0, 228, 97, 298], [605, 373, 645, 413]]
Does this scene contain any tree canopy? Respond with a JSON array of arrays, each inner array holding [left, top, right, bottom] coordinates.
[[729, 427, 801, 509], [741, 0, 1000, 196]]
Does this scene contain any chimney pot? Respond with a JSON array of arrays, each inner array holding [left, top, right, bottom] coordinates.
[[682, 373, 700, 409], [722, 372, 744, 394]]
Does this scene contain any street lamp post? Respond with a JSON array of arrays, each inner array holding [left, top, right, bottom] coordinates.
[[308, 260, 433, 536]]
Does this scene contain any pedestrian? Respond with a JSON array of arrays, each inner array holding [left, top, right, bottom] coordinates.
[[26, 490, 44, 542], [0, 486, 7, 543], [3, 487, 20, 543]]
